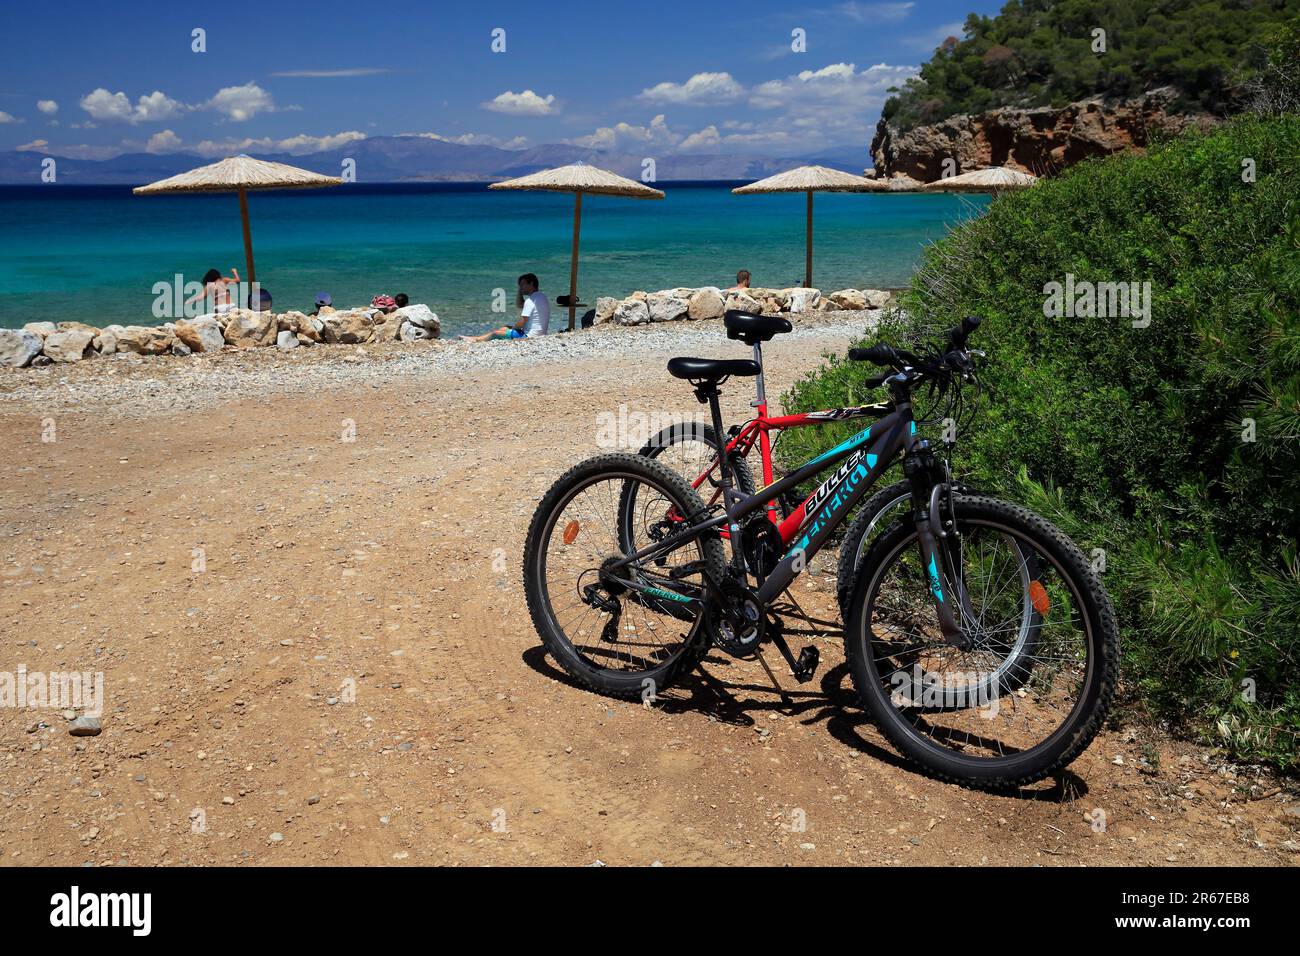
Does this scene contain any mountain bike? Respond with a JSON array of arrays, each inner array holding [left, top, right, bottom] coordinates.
[[523, 316, 1118, 789]]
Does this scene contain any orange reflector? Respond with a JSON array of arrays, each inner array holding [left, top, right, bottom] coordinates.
[[1029, 580, 1050, 615], [562, 520, 581, 545]]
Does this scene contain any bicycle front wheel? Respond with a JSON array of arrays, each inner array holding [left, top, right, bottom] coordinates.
[[844, 496, 1118, 790]]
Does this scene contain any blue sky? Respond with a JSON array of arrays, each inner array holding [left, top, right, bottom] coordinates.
[[0, 0, 1003, 159]]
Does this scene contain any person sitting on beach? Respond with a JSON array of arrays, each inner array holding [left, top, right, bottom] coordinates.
[[460, 273, 550, 342], [311, 292, 333, 316], [393, 293, 409, 311], [728, 269, 751, 292], [186, 267, 240, 314]]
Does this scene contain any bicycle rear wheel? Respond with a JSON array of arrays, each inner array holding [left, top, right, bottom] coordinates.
[[523, 453, 726, 700]]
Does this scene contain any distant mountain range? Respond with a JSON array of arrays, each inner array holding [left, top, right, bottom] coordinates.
[[0, 136, 870, 185]]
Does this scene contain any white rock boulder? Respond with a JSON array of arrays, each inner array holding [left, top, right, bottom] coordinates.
[[687, 288, 725, 320], [174, 316, 226, 353], [647, 291, 689, 322], [724, 291, 762, 315], [0, 329, 45, 367], [828, 289, 868, 310], [399, 321, 435, 342], [223, 309, 278, 348], [595, 296, 619, 324], [612, 298, 650, 326], [784, 288, 822, 314], [43, 329, 96, 363], [392, 304, 440, 336], [115, 326, 174, 355], [320, 309, 375, 345], [94, 325, 124, 355]]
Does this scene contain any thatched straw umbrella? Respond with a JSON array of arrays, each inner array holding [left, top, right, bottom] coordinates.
[[134, 155, 343, 285], [489, 163, 664, 331], [884, 174, 924, 192], [921, 165, 1038, 193], [733, 165, 878, 288]]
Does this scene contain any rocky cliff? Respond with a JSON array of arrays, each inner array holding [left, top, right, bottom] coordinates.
[[871, 88, 1219, 181]]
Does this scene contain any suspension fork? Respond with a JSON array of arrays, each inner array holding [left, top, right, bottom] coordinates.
[[903, 435, 967, 647]]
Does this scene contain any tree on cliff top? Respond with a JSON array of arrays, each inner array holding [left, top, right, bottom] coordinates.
[[883, 0, 1300, 131]]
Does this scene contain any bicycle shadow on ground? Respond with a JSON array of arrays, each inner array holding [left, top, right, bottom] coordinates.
[[520, 645, 1088, 802]]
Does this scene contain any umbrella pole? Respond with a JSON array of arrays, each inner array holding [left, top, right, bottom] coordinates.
[[805, 190, 813, 289], [569, 191, 582, 331], [238, 187, 256, 288]]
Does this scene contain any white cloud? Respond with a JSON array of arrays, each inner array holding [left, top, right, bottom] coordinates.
[[749, 61, 917, 112], [17, 139, 122, 160], [145, 129, 184, 153], [79, 88, 183, 123], [639, 71, 744, 106], [413, 132, 530, 148], [276, 130, 366, 153], [830, 2, 915, 22], [677, 125, 722, 152], [0, 111, 19, 124], [181, 130, 366, 158], [567, 115, 678, 151], [206, 82, 275, 122], [270, 68, 392, 77], [482, 90, 557, 116], [37, 99, 58, 115]]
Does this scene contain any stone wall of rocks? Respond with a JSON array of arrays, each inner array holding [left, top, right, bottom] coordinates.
[[594, 286, 892, 326], [0, 286, 894, 369], [0, 304, 441, 368]]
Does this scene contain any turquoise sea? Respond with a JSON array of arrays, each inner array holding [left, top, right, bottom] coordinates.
[[0, 183, 987, 335]]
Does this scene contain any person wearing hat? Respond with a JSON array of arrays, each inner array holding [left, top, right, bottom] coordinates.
[[311, 292, 334, 316]]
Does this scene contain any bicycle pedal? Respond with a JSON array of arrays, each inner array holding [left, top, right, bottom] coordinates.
[[792, 645, 819, 683]]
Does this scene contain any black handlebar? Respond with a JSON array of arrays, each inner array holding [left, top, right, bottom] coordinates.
[[847, 342, 899, 366], [947, 314, 982, 349], [849, 315, 984, 368], [849, 314, 985, 391]]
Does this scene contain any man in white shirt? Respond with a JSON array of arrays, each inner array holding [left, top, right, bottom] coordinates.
[[460, 273, 550, 341]]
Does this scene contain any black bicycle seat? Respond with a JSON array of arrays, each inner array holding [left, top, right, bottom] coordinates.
[[724, 310, 793, 345], [667, 356, 761, 382]]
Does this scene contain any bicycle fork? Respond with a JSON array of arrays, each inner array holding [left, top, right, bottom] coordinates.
[[904, 438, 968, 648]]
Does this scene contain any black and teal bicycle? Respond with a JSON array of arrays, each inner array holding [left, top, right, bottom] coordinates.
[[523, 316, 1118, 790]]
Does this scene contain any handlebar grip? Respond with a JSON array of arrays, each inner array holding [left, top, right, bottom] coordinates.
[[848, 342, 898, 366], [947, 315, 983, 348]]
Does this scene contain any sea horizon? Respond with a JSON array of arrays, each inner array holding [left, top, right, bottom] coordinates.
[[0, 182, 988, 335]]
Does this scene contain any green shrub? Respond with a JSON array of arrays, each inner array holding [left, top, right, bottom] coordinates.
[[782, 114, 1300, 769]]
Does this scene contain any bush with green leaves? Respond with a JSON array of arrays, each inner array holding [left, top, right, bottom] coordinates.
[[884, 0, 1300, 130], [782, 114, 1300, 769]]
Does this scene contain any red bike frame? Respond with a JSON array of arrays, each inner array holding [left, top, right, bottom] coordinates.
[[682, 336, 890, 547]]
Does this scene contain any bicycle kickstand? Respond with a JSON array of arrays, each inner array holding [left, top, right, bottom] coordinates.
[[768, 617, 820, 683]]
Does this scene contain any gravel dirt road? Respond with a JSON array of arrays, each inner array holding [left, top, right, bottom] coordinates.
[[1, 317, 1295, 866]]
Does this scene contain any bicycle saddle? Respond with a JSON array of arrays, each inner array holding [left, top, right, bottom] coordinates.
[[724, 310, 793, 345], [667, 356, 761, 382]]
